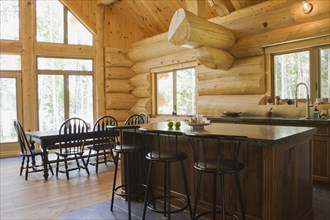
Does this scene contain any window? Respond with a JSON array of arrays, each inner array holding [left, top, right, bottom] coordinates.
[[0, 0, 19, 40], [0, 54, 21, 143], [273, 46, 329, 100], [156, 68, 196, 115], [36, 0, 93, 46], [37, 57, 93, 131]]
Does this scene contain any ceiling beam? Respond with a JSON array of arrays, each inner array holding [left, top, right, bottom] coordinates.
[[185, 0, 208, 17], [230, 0, 242, 10], [207, 0, 235, 16], [97, 0, 117, 6]]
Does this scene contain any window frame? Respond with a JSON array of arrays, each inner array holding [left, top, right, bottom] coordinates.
[[36, 57, 94, 130], [0, 70, 22, 150], [267, 38, 330, 101], [154, 67, 196, 116], [35, 0, 93, 46]]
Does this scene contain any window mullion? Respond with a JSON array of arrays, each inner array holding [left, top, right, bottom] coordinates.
[[64, 7, 68, 44], [173, 71, 177, 113], [310, 48, 317, 100], [64, 74, 69, 119]]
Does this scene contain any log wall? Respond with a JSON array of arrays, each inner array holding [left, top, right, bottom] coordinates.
[[104, 48, 137, 123]]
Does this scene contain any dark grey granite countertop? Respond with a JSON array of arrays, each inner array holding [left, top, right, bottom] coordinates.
[[208, 116, 330, 126], [140, 122, 316, 146]]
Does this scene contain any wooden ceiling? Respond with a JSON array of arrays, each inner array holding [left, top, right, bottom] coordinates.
[[101, 0, 268, 38]]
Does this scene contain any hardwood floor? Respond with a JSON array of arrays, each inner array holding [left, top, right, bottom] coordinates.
[[1, 156, 329, 220], [0, 156, 120, 220]]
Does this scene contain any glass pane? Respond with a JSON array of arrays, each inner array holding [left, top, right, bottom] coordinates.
[[69, 75, 93, 126], [68, 11, 93, 46], [36, 0, 64, 43], [157, 72, 173, 114], [320, 48, 329, 98], [0, 78, 17, 143], [38, 57, 92, 71], [0, 54, 21, 70], [38, 75, 64, 131], [274, 51, 310, 99], [0, 0, 19, 40], [176, 68, 196, 115]]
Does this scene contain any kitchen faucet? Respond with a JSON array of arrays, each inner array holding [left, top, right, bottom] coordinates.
[[295, 82, 310, 119]]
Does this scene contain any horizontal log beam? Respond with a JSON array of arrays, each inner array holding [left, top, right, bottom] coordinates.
[[105, 80, 133, 93], [34, 43, 95, 58], [197, 74, 265, 95], [194, 46, 234, 70], [105, 93, 137, 110], [198, 56, 264, 80], [168, 8, 235, 49], [105, 67, 135, 79]]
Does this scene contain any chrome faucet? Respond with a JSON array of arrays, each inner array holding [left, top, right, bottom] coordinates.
[[295, 82, 310, 119]]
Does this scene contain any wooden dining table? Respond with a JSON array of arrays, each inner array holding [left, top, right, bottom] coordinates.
[[26, 129, 111, 180]]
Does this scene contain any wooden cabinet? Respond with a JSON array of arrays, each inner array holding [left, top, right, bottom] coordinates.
[[313, 126, 330, 185], [210, 117, 330, 186]]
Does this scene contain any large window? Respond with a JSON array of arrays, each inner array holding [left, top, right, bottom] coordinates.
[[273, 46, 329, 100], [37, 57, 93, 131], [0, 0, 19, 40], [156, 68, 196, 115], [0, 54, 21, 143], [36, 0, 93, 46]]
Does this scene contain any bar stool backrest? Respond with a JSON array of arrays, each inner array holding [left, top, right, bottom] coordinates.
[[58, 117, 88, 154], [141, 129, 184, 160], [124, 114, 145, 125], [186, 133, 248, 172], [110, 125, 141, 152]]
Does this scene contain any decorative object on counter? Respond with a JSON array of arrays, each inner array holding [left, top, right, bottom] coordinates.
[[275, 96, 281, 105], [222, 111, 242, 117], [313, 106, 319, 119], [167, 121, 174, 128], [266, 96, 273, 105], [187, 116, 210, 130], [316, 98, 323, 105], [265, 107, 273, 117], [287, 99, 294, 105], [319, 110, 328, 119]]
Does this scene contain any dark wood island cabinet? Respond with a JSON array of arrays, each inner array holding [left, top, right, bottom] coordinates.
[[122, 122, 316, 220], [209, 117, 330, 186]]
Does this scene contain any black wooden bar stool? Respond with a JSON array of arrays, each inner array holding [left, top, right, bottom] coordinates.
[[141, 129, 192, 220], [186, 133, 248, 220], [109, 125, 146, 220]]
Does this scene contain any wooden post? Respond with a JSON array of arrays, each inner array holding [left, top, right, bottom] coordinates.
[[94, 5, 105, 118]]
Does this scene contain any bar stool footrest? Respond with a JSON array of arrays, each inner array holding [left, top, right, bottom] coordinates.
[[147, 195, 189, 214], [114, 183, 146, 198], [196, 210, 242, 220]]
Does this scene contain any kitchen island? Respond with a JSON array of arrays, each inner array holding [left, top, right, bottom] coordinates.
[[128, 122, 316, 220]]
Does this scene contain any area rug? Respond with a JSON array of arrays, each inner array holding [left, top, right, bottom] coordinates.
[[61, 198, 191, 220]]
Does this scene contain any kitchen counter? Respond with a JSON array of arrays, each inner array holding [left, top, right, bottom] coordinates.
[[209, 116, 330, 126], [123, 122, 316, 220]]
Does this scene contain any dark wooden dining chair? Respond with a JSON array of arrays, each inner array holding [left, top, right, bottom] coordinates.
[[138, 112, 149, 123], [14, 120, 54, 180], [124, 114, 145, 125], [186, 133, 248, 220], [55, 117, 90, 179], [87, 115, 118, 173]]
